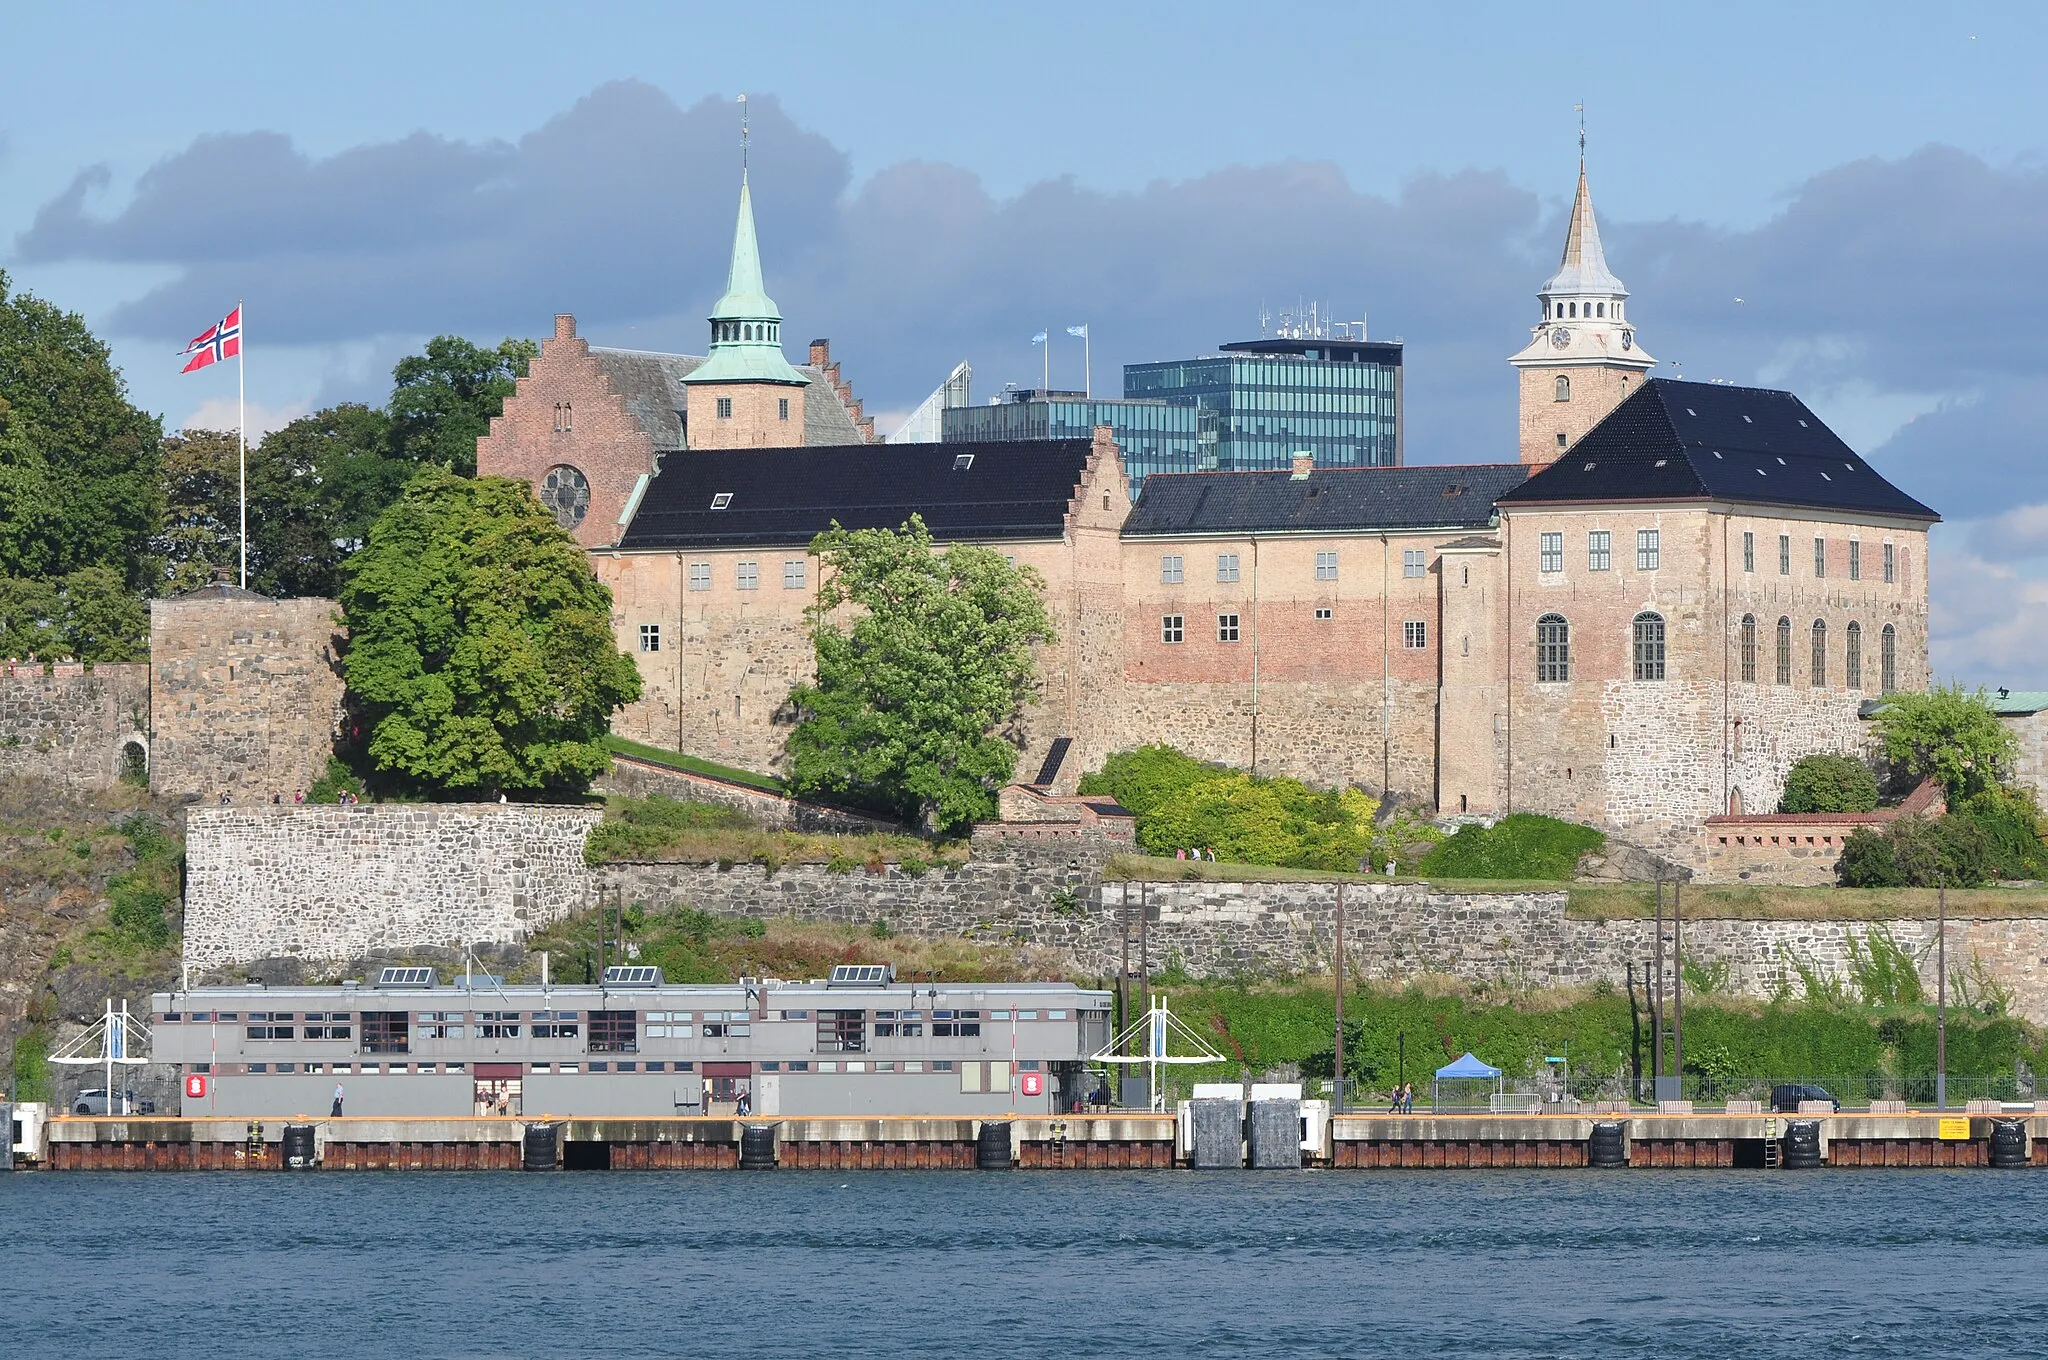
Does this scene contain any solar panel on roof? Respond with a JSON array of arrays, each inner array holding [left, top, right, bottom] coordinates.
[[827, 963, 895, 987], [375, 966, 436, 988], [602, 965, 665, 987]]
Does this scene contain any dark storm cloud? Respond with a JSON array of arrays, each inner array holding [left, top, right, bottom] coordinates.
[[13, 83, 2046, 493]]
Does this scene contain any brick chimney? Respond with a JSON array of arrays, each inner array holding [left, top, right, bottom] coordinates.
[[809, 339, 830, 368], [554, 313, 576, 340], [1290, 452, 1314, 480]]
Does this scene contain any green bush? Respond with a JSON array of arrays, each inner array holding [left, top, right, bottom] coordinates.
[[107, 876, 172, 950], [307, 756, 366, 804], [1952, 787, 2048, 880], [1414, 813, 1604, 881], [583, 794, 756, 861], [1779, 753, 1879, 814], [1840, 814, 1991, 888], [1837, 827, 1904, 887], [1078, 745, 1378, 869]]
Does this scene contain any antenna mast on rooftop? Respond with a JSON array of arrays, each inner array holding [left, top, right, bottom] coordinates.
[[739, 92, 749, 175]]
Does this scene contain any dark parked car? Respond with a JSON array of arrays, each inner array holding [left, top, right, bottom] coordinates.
[[1770, 1083, 1838, 1112]]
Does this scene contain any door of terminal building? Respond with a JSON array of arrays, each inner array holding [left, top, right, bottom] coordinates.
[[475, 1062, 523, 1117], [704, 1061, 751, 1114]]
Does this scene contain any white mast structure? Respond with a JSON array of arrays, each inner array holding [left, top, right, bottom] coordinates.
[[51, 998, 153, 1115], [1090, 995, 1227, 1112]]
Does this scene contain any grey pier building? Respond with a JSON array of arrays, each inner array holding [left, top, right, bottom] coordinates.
[[157, 966, 1114, 1120]]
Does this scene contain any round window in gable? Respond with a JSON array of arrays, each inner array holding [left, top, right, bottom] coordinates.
[[540, 464, 591, 529]]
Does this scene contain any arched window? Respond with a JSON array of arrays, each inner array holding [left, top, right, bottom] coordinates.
[[1811, 620, 1828, 687], [1845, 621, 1863, 689], [1569, 302, 1578, 318], [1597, 302, 1606, 318], [1632, 611, 1666, 681], [1537, 614, 1570, 682], [1881, 624, 1897, 692], [1738, 613, 1757, 683], [1554, 375, 1571, 403], [1775, 616, 1792, 685]]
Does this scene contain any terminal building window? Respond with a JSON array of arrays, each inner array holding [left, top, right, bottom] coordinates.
[[478, 1012, 520, 1039], [531, 1012, 580, 1039], [818, 1010, 866, 1053], [302, 1012, 352, 1040], [588, 1011, 638, 1054], [361, 1012, 410, 1055]]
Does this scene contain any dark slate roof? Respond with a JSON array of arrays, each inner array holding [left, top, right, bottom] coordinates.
[[1121, 463, 1528, 537], [1497, 378, 1939, 520], [617, 440, 1092, 550], [589, 348, 866, 449]]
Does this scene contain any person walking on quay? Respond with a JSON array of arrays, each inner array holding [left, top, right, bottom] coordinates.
[[331, 1083, 345, 1118]]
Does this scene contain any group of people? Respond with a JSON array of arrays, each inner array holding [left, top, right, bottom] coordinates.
[[1174, 848, 1218, 862], [1386, 1083, 1416, 1113]]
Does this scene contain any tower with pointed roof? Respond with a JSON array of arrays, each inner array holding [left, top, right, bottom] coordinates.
[[682, 118, 810, 450], [1509, 140, 1655, 465]]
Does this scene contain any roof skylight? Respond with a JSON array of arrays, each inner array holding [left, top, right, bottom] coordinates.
[[710, 493, 733, 510]]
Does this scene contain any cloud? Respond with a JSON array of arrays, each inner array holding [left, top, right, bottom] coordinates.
[[176, 396, 308, 441], [15, 84, 2048, 511], [1928, 536, 2048, 687]]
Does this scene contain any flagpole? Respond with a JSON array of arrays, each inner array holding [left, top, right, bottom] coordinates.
[[1042, 329, 1049, 394], [237, 299, 247, 590], [1084, 327, 1092, 400]]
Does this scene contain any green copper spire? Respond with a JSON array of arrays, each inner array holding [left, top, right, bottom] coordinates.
[[685, 169, 809, 388]]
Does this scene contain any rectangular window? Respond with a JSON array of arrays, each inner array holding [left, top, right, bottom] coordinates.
[[1588, 530, 1611, 572], [1884, 542, 1896, 584], [1216, 553, 1240, 583], [687, 561, 711, 592], [782, 559, 806, 590], [1814, 537, 1827, 578], [1779, 533, 1791, 575], [1161, 614, 1184, 644], [1849, 540, 1861, 581], [1314, 607, 1333, 620], [716, 396, 733, 419], [361, 1012, 409, 1055], [478, 1012, 521, 1039], [735, 561, 759, 590], [1217, 613, 1240, 643], [1742, 531, 1755, 573], [1159, 555, 1184, 584], [817, 1011, 866, 1053], [1314, 550, 1339, 581], [1538, 532, 1563, 574], [587, 1012, 638, 1054], [778, 397, 790, 420], [1636, 529, 1660, 571], [1401, 549, 1426, 578], [1403, 620, 1427, 650], [638, 624, 660, 653]]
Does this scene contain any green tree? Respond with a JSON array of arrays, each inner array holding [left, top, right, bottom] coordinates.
[[1873, 684, 2015, 798], [259, 403, 402, 551], [1779, 753, 1880, 813], [157, 427, 347, 598], [56, 567, 146, 662], [784, 516, 1054, 833], [0, 271, 163, 590], [339, 468, 641, 797], [388, 336, 537, 476]]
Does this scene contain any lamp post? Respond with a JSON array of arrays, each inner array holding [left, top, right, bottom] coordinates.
[[1936, 883, 1948, 1111]]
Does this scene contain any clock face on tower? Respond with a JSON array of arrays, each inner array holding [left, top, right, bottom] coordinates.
[[1551, 328, 1571, 350], [1621, 329, 1634, 351]]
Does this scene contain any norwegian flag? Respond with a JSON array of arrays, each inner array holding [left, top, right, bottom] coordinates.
[[180, 306, 242, 373]]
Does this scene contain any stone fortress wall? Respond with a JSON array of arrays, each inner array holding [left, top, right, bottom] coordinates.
[[0, 662, 150, 790], [178, 804, 2048, 1024]]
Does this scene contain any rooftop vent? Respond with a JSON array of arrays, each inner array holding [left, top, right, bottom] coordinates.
[[375, 966, 436, 989], [828, 963, 895, 987], [710, 492, 733, 510], [1290, 452, 1314, 480], [1582, 462, 1596, 472], [952, 453, 975, 471], [603, 965, 665, 988]]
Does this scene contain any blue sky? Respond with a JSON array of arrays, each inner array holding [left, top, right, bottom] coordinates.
[[4, 2, 2046, 683]]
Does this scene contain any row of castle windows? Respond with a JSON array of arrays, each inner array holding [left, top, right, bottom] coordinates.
[[1159, 613, 1425, 647], [1549, 300, 1619, 320], [677, 558, 809, 594], [713, 396, 793, 421], [1537, 529, 1899, 583], [1533, 612, 1898, 691], [1161, 549, 1421, 585], [714, 321, 779, 344]]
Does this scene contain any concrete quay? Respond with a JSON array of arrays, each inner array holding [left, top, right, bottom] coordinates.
[[21, 1106, 2047, 1171]]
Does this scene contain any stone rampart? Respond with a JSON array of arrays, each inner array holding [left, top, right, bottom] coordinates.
[[0, 662, 150, 789], [182, 804, 600, 969], [594, 755, 904, 833]]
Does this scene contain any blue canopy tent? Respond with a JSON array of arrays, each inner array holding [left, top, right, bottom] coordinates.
[[1432, 1052, 1502, 1112]]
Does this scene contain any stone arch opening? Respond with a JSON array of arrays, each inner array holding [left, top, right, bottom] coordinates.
[[119, 738, 148, 785]]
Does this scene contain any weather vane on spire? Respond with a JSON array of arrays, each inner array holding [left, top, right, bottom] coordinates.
[[1576, 102, 1586, 166], [739, 92, 750, 176]]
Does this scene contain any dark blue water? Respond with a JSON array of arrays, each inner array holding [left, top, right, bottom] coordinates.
[[5, 1169, 2045, 1357]]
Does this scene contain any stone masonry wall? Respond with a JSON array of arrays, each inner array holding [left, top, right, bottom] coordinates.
[[594, 754, 904, 833], [182, 804, 601, 970], [0, 662, 150, 789]]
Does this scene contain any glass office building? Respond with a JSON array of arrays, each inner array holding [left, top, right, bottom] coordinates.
[[941, 391, 1202, 487], [1123, 337, 1403, 472]]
